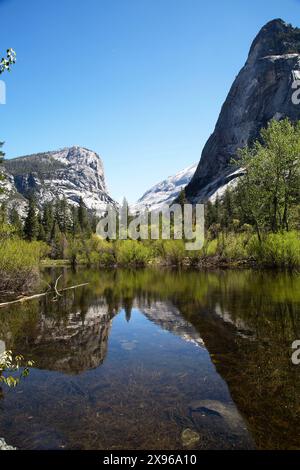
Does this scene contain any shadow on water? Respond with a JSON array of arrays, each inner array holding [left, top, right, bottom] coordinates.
[[0, 268, 299, 449]]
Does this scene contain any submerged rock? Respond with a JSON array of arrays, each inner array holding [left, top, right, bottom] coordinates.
[[0, 438, 16, 450], [188, 399, 246, 432], [120, 340, 137, 351], [181, 428, 200, 447]]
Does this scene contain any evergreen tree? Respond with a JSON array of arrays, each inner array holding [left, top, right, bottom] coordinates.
[[10, 207, 23, 236], [42, 202, 54, 242], [90, 209, 99, 233], [24, 196, 39, 241], [78, 197, 90, 233], [54, 197, 71, 234], [205, 200, 216, 229], [214, 195, 220, 224], [221, 188, 233, 230], [37, 213, 46, 241], [50, 220, 63, 259], [71, 205, 80, 238], [178, 188, 188, 208], [0, 202, 7, 224]]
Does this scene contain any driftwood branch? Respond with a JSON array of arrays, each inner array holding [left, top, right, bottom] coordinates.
[[53, 275, 63, 299], [0, 282, 89, 309]]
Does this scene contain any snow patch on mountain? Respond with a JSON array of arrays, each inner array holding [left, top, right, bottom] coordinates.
[[3, 146, 117, 213], [131, 163, 197, 213]]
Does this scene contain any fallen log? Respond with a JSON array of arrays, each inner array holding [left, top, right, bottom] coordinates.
[[0, 283, 89, 309]]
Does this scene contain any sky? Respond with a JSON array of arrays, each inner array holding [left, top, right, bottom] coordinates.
[[0, 0, 300, 202]]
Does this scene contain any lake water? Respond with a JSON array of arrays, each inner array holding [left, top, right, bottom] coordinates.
[[0, 268, 299, 450]]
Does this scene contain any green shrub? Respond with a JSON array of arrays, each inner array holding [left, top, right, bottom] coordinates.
[[0, 238, 48, 296], [221, 233, 251, 260], [158, 240, 186, 266], [206, 239, 219, 256], [248, 231, 300, 269], [0, 239, 47, 273], [115, 240, 151, 266]]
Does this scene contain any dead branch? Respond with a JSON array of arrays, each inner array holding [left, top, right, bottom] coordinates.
[[52, 274, 63, 301], [0, 283, 89, 309]]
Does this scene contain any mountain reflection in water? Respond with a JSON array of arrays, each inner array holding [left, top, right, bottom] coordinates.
[[0, 268, 299, 450]]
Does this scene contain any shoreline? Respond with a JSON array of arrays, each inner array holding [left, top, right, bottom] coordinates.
[[1, 259, 298, 305]]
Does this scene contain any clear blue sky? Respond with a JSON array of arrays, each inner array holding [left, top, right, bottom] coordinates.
[[0, 0, 299, 202]]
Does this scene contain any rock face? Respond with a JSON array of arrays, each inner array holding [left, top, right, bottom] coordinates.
[[2, 146, 117, 213], [0, 167, 28, 217], [131, 163, 197, 213], [186, 19, 300, 202]]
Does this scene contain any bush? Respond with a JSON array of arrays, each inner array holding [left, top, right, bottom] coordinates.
[[248, 231, 300, 269], [221, 233, 251, 260], [115, 240, 151, 266], [158, 240, 186, 266], [0, 238, 48, 296]]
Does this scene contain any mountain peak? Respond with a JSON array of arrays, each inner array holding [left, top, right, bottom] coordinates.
[[247, 18, 300, 64], [185, 18, 300, 202], [132, 163, 197, 213], [55, 146, 101, 161], [2, 147, 117, 213]]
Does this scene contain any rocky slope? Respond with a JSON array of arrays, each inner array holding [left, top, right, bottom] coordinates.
[[185, 18, 300, 202], [1, 146, 117, 213], [131, 163, 197, 213]]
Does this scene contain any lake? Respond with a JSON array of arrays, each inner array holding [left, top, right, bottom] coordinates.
[[0, 268, 299, 450]]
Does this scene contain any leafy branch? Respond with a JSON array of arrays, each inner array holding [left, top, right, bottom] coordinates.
[[0, 48, 16, 75], [0, 350, 34, 388]]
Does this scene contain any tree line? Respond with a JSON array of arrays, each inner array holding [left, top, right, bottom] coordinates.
[[0, 196, 99, 259]]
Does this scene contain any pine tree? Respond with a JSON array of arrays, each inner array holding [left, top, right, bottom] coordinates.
[[90, 209, 99, 233], [37, 213, 46, 241], [78, 197, 90, 233], [221, 188, 233, 230], [205, 200, 216, 229], [50, 221, 63, 259], [71, 205, 80, 238], [24, 196, 39, 241], [54, 197, 71, 234], [10, 207, 23, 237], [178, 188, 188, 208], [0, 202, 7, 224], [42, 202, 54, 242], [214, 195, 220, 224]]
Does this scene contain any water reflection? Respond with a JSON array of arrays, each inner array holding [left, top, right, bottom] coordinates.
[[0, 268, 299, 449]]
